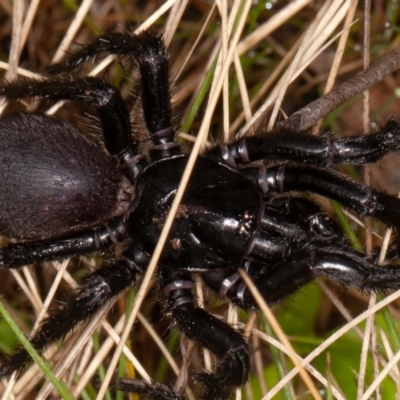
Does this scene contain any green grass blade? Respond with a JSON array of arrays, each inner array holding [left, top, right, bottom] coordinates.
[[331, 200, 362, 251], [262, 318, 293, 400], [0, 301, 76, 400], [181, 57, 218, 133]]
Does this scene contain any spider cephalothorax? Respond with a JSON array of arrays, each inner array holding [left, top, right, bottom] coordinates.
[[1, 30, 400, 400]]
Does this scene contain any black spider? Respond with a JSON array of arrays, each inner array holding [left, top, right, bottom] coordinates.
[[1, 30, 400, 400]]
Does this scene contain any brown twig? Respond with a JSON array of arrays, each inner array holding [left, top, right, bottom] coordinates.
[[279, 46, 400, 132]]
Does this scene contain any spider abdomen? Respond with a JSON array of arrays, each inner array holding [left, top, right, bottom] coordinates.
[[0, 112, 123, 240], [127, 156, 262, 270]]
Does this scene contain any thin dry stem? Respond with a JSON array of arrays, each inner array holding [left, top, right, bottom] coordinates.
[[264, 290, 400, 398], [51, 0, 95, 63], [236, 0, 312, 56], [311, 0, 358, 135], [238, 268, 322, 400]]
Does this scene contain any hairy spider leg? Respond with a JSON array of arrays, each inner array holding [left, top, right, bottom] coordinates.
[[120, 268, 250, 400], [206, 119, 400, 228], [119, 378, 185, 400], [0, 261, 138, 377], [205, 242, 400, 310], [0, 217, 139, 378], [47, 31, 178, 158], [244, 164, 400, 226], [0, 218, 125, 268], [206, 118, 400, 167]]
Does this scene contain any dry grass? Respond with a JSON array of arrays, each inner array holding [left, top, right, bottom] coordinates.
[[0, 1, 400, 399]]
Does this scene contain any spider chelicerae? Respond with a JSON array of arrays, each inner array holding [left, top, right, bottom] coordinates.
[[1, 30, 400, 400]]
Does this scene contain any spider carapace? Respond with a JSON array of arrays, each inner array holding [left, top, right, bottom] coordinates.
[[1, 31, 400, 400]]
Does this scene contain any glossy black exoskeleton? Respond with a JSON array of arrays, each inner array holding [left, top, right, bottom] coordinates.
[[128, 155, 262, 270], [2, 31, 400, 400]]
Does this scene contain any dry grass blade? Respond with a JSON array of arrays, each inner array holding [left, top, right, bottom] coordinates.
[[238, 268, 322, 400], [254, 328, 346, 400], [51, 0, 95, 63], [236, 0, 312, 55], [268, 0, 351, 129], [360, 349, 400, 400], [263, 290, 400, 399]]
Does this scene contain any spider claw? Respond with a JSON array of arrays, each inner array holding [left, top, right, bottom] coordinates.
[[0, 362, 12, 379], [0, 351, 25, 379], [193, 373, 232, 400], [118, 378, 185, 400]]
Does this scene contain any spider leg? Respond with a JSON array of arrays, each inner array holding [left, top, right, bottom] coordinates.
[[251, 235, 400, 304], [206, 118, 400, 167], [243, 164, 400, 226], [256, 245, 400, 302], [0, 261, 137, 378], [162, 268, 249, 400], [204, 197, 350, 309], [205, 240, 400, 310], [0, 218, 125, 268], [47, 31, 177, 155], [122, 268, 249, 400], [118, 378, 185, 400]]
